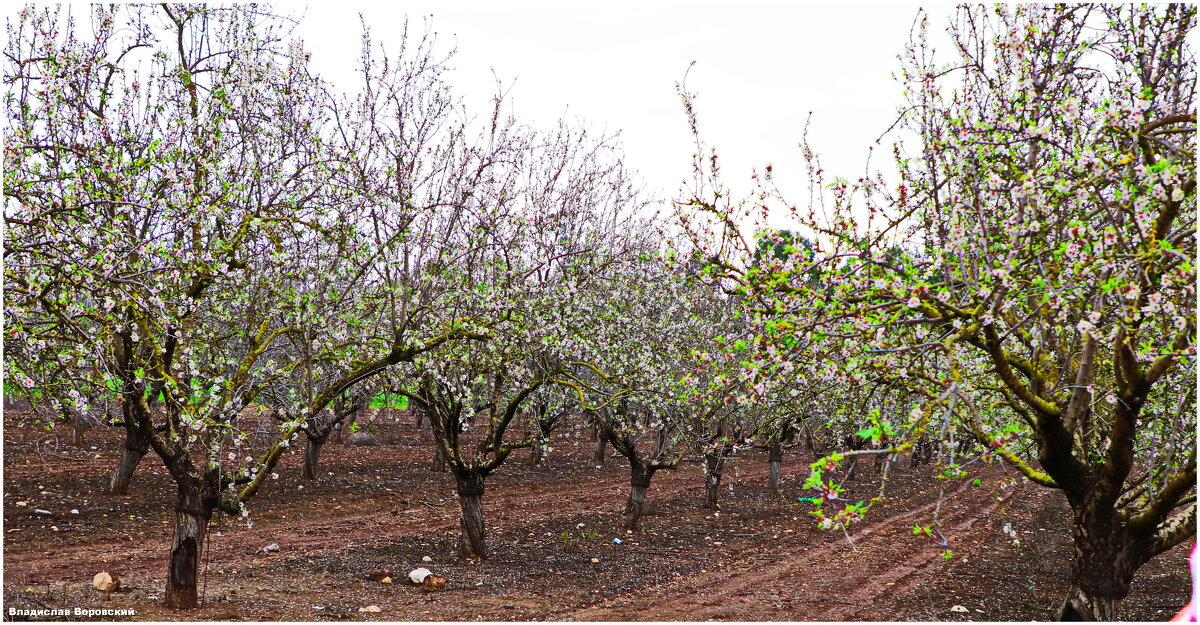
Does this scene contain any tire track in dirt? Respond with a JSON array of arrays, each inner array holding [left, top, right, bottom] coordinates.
[[564, 475, 1020, 621]]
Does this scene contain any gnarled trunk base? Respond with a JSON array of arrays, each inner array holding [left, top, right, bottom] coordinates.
[[1057, 585, 1121, 621], [164, 505, 210, 609], [455, 474, 488, 559], [623, 483, 648, 530]]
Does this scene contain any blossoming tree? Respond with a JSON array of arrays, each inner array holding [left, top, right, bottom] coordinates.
[[679, 5, 1195, 620]]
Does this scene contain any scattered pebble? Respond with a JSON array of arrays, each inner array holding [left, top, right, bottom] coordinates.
[[590, 558, 599, 563], [35, 509, 51, 515], [262, 543, 280, 553], [70, 509, 80, 515], [92, 571, 121, 592], [950, 605, 968, 613], [422, 555, 432, 563], [15, 502, 27, 507], [408, 567, 432, 584], [359, 605, 381, 613]]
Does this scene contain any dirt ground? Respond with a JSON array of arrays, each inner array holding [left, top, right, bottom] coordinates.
[[2, 411, 1191, 622]]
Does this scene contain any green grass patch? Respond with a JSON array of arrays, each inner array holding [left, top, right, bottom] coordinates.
[[370, 393, 408, 410]]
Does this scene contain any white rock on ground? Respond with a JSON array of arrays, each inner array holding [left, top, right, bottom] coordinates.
[[92, 572, 120, 592]]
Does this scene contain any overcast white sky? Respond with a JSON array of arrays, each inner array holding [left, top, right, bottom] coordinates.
[[293, 2, 954, 210]]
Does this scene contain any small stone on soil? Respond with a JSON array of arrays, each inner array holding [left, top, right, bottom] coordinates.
[[422, 574, 448, 591], [92, 571, 120, 592]]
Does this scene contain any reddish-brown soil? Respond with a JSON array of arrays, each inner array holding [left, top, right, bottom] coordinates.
[[3, 412, 1191, 621]]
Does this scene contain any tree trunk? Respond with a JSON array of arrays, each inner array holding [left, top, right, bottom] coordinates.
[[417, 410, 432, 442], [593, 433, 607, 465], [1056, 504, 1141, 621], [767, 442, 784, 494], [454, 472, 488, 559], [529, 435, 545, 466], [109, 426, 149, 495], [431, 448, 446, 472], [164, 491, 212, 609], [622, 467, 654, 530], [302, 435, 325, 480], [704, 451, 723, 509], [72, 417, 87, 447], [1057, 586, 1121, 621]]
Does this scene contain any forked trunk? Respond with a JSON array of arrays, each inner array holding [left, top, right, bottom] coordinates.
[[767, 443, 784, 494], [109, 426, 150, 495], [454, 472, 488, 559], [164, 492, 212, 609], [302, 435, 325, 480]]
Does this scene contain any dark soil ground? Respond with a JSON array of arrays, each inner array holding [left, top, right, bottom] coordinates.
[[2, 410, 1191, 621]]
